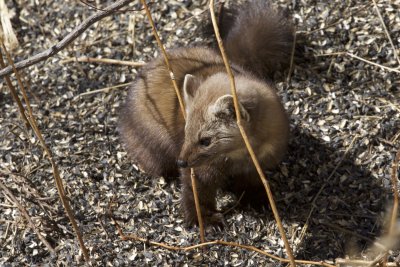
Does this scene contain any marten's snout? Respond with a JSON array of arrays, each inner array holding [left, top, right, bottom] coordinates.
[[177, 159, 188, 168]]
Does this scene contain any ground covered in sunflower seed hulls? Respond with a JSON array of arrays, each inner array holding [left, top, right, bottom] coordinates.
[[0, 0, 399, 265]]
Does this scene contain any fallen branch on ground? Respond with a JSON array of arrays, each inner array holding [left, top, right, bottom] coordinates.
[[0, 0, 136, 78], [108, 198, 336, 267]]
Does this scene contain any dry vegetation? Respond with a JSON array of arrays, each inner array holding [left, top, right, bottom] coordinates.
[[0, 0, 399, 266]]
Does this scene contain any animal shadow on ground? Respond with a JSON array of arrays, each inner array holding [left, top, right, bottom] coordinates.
[[232, 125, 389, 260]]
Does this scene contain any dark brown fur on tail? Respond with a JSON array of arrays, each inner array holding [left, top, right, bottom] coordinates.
[[224, 0, 294, 78]]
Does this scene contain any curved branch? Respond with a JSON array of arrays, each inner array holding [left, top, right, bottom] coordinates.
[[0, 0, 135, 78]]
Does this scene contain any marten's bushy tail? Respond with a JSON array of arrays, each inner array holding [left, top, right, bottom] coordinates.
[[223, 0, 294, 78]]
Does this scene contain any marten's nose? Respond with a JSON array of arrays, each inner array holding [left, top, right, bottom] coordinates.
[[177, 159, 188, 168]]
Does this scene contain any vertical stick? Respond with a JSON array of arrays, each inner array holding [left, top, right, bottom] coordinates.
[[208, 1, 296, 266], [191, 169, 205, 242], [1, 42, 90, 263], [140, 0, 205, 243], [0, 51, 29, 126], [139, 0, 186, 119], [390, 149, 400, 235]]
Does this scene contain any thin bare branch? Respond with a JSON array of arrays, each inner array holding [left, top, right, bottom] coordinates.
[[139, 0, 205, 242], [60, 56, 145, 66], [286, 31, 297, 83], [190, 169, 205, 242], [139, 0, 186, 119], [367, 149, 400, 266], [1, 42, 90, 262], [0, 181, 55, 253], [79, 0, 149, 13], [300, 2, 374, 36], [223, 191, 245, 215], [110, 205, 335, 267], [208, 0, 296, 266], [364, 149, 400, 267], [78, 82, 132, 97], [298, 135, 358, 248], [371, 0, 400, 67], [322, 222, 386, 251], [0, 0, 135, 78], [367, 252, 387, 267], [389, 149, 400, 235], [0, 50, 29, 126], [316, 52, 400, 74]]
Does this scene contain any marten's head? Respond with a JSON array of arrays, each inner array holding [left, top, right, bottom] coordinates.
[[177, 73, 250, 168]]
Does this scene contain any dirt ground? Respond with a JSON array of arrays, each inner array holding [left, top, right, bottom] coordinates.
[[0, 0, 399, 266]]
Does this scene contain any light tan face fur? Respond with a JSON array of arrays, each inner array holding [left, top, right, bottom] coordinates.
[[178, 74, 249, 167]]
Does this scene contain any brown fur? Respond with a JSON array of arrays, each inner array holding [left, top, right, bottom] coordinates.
[[119, 48, 234, 178], [224, 1, 294, 78], [119, 0, 293, 225], [178, 73, 288, 224]]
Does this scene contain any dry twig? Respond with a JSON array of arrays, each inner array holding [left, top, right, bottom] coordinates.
[[286, 31, 297, 84], [139, 0, 205, 243], [0, 0, 136, 78], [78, 82, 132, 97], [209, 0, 296, 265], [0, 42, 90, 262], [109, 201, 335, 267], [79, 0, 149, 13], [60, 56, 145, 66], [190, 168, 205, 242], [222, 191, 245, 215], [139, 0, 185, 119], [0, 181, 55, 253], [0, 50, 29, 126], [1, 171, 58, 218], [300, 2, 374, 36], [367, 149, 400, 267], [366, 149, 400, 266], [371, 0, 400, 67], [316, 52, 400, 74], [297, 135, 358, 247], [389, 149, 399, 236], [322, 222, 387, 251]]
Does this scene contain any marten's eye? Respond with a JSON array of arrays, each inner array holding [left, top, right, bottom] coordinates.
[[199, 137, 211, 147]]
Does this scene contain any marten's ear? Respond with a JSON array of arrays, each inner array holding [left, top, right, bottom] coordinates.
[[183, 74, 198, 110], [212, 95, 250, 122]]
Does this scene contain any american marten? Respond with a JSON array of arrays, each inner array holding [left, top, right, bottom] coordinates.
[[119, 0, 294, 225]]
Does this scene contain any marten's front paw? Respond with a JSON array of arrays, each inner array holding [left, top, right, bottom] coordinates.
[[184, 209, 225, 227], [205, 212, 225, 227]]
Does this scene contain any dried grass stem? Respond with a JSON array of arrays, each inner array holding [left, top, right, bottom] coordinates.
[[0, 181, 55, 253], [0, 42, 90, 262], [209, 0, 295, 265], [60, 56, 145, 66], [139, 0, 205, 243], [111, 206, 335, 267]]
